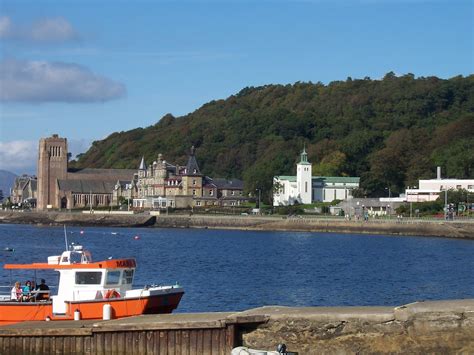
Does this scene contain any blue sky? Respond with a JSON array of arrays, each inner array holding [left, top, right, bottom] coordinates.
[[0, 0, 473, 174]]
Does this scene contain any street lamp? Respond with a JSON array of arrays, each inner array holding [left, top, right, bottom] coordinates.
[[444, 188, 448, 220], [255, 189, 261, 212], [385, 187, 391, 219]]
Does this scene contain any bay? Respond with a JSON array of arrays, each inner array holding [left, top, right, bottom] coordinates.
[[0, 224, 473, 313]]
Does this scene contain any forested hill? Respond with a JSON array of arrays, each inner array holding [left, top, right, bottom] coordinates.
[[72, 73, 474, 200]]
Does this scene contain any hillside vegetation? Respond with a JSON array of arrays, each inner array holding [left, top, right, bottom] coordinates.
[[72, 73, 474, 201]]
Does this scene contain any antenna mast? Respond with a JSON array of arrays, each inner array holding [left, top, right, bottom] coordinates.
[[64, 225, 69, 250]]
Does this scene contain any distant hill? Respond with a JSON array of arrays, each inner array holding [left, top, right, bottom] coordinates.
[[71, 73, 474, 200], [0, 170, 17, 197]]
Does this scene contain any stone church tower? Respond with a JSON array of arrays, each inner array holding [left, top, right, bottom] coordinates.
[[37, 134, 68, 210]]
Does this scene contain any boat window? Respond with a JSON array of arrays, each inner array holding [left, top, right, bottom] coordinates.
[[75, 271, 102, 285], [69, 252, 82, 264], [122, 269, 134, 285], [106, 271, 121, 286]]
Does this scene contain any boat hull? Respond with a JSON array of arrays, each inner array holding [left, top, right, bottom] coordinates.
[[0, 291, 184, 325]]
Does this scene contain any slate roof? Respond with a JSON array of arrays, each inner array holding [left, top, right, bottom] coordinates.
[[185, 146, 202, 176], [58, 180, 116, 194], [68, 168, 135, 180], [139, 157, 147, 170], [212, 178, 244, 190], [274, 176, 297, 182]]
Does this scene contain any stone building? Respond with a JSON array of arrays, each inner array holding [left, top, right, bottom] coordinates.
[[10, 175, 37, 207], [132, 147, 246, 209], [37, 135, 135, 210], [36, 135, 246, 210], [273, 149, 360, 206]]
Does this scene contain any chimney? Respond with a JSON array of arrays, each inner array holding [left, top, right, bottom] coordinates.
[[437, 166, 441, 180]]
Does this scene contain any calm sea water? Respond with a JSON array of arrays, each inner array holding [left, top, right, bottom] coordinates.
[[0, 224, 473, 312]]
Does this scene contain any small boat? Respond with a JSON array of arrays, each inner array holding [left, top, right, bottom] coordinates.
[[0, 244, 184, 325]]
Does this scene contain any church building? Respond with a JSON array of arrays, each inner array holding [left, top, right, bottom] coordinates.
[[36, 134, 246, 210], [37, 134, 136, 210], [273, 149, 360, 206]]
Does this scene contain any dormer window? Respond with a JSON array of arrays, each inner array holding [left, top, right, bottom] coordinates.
[[193, 169, 197, 174]]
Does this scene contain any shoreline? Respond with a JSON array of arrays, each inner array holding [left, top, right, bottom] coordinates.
[[0, 210, 473, 239]]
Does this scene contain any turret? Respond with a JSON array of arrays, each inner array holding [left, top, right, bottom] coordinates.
[[138, 157, 147, 178]]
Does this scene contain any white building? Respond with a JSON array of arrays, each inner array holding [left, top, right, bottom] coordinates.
[[273, 149, 360, 206], [405, 167, 474, 202]]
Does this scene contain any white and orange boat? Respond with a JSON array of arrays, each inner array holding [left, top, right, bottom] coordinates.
[[0, 244, 184, 325]]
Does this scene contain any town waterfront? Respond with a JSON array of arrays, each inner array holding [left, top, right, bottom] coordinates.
[[1, 223, 473, 313]]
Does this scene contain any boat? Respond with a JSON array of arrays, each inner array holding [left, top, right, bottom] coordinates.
[[0, 244, 184, 325]]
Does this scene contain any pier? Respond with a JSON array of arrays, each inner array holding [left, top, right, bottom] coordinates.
[[0, 299, 473, 354]]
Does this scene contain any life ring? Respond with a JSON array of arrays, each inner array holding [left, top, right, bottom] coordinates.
[[104, 289, 121, 299]]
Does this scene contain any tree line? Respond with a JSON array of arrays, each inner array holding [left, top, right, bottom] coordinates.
[[71, 73, 474, 203]]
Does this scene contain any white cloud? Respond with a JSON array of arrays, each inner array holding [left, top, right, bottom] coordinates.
[[0, 16, 78, 43], [0, 16, 12, 38], [0, 58, 126, 103], [0, 140, 37, 174], [0, 138, 92, 174]]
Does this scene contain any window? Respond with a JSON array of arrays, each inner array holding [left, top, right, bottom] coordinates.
[[209, 190, 213, 196], [468, 185, 474, 189], [456, 185, 462, 189], [76, 271, 102, 285], [231, 190, 235, 196], [122, 270, 134, 285], [196, 201, 201, 206], [305, 181, 308, 193], [192, 189, 196, 196], [106, 271, 121, 285], [192, 179, 196, 185]]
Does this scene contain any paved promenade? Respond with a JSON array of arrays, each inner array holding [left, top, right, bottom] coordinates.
[[1, 210, 473, 239]]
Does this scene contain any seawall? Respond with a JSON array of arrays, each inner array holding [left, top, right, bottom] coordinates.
[[1, 211, 473, 239], [0, 299, 472, 354]]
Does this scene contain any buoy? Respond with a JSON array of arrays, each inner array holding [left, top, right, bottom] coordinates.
[[133, 235, 140, 240], [4, 247, 14, 252], [80, 230, 84, 235], [74, 309, 81, 321], [103, 304, 112, 320], [45, 316, 51, 321]]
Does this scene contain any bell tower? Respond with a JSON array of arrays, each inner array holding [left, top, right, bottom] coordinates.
[[37, 134, 68, 210], [296, 147, 312, 204]]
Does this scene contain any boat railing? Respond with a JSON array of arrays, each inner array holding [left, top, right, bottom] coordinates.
[[0, 285, 57, 302]]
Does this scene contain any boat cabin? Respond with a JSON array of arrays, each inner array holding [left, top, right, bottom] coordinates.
[[4, 245, 137, 314]]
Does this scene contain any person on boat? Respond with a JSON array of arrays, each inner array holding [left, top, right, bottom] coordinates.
[[34, 279, 50, 301], [10, 282, 22, 301], [22, 280, 32, 301]]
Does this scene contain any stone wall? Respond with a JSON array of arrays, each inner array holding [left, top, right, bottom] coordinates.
[[234, 300, 474, 354], [1, 211, 473, 239]]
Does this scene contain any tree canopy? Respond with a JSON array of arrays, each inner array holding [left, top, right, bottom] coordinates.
[[71, 73, 474, 202]]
